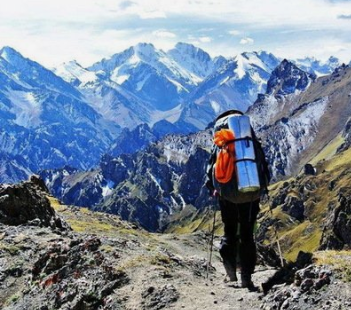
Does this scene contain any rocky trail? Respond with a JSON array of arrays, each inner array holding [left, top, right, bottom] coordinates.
[[1, 177, 351, 309]]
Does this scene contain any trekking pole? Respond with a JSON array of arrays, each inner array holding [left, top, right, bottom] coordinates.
[[206, 195, 218, 280], [268, 200, 285, 268]]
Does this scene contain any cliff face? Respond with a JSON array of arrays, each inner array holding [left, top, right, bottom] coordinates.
[[249, 64, 351, 179]]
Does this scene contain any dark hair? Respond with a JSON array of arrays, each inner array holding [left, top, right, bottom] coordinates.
[[215, 110, 244, 121]]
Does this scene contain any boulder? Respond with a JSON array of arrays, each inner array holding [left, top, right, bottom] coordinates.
[[0, 176, 69, 230], [319, 190, 351, 250], [281, 196, 305, 222], [304, 164, 316, 176]]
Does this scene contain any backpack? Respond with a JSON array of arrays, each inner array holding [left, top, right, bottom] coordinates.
[[211, 110, 270, 204]]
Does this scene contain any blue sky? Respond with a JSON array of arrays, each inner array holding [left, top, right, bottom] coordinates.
[[1, 0, 351, 67]]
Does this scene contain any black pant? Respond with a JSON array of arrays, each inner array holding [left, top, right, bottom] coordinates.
[[219, 198, 260, 276]]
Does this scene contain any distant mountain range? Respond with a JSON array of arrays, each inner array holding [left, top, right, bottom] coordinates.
[[0, 46, 120, 183], [40, 59, 351, 231], [0, 42, 345, 183]]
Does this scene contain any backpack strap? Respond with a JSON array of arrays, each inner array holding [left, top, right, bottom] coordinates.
[[220, 136, 253, 148]]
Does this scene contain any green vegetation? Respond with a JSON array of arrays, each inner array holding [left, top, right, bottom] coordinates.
[[47, 196, 64, 211], [167, 208, 223, 235], [46, 195, 146, 238], [0, 243, 20, 255], [323, 147, 351, 172], [116, 254, 148, 271], [309, 134, 344, 166], [4, 293, 21, 306], [68, 218, 114, 234], [282, 223, 322, 262], [314, 250, 351, 282], [150, 253, 172, 266]]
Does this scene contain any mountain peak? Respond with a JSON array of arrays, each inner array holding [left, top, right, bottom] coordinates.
[[327, 56, 339, 64], [235, 51, 280, 74], [274, 58, 299, 72], [167, 42, 214, 80], [0, 46, 24, 62], [133, 42, 157, 57], [175, 42, 196, 48], [267, 59, 313, 95], [169, 42, 211, 61], [55, 59, 98, 85], [66, 59, 82, 67], [173, 42, 202, 53]]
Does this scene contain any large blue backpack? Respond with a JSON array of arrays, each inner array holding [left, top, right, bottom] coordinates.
[[211, 110, 270, 204]]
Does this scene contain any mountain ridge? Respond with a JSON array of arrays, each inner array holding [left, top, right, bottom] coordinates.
[[0, 43, 346, 184]]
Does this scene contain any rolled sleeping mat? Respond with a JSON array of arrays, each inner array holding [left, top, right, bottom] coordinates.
[[227, 115, 260, 193]]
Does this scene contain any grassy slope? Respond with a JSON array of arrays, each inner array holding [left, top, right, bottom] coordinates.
[[47, 196, 147, 238]]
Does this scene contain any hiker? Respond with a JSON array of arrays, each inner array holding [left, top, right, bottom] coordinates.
[[205, 110, 270, 291]]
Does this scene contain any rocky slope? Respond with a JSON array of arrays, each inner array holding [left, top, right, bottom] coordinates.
[[40, 130, 213, 232], [249, 62, 351, 179], [1, 177, 351, 310]]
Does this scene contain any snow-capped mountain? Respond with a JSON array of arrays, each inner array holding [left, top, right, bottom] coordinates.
[[54, 57, 157, 128], [294, 56, 340, 77], [1, 42, 350, 185], [53, 60, 99, 86], [53, 43, 342, 133], [0, 47, 120, 183], [177, 51, 281, 129], [167, 42, 227, 80], [54, 43, 227, 129], [89, 43, 203, 111]]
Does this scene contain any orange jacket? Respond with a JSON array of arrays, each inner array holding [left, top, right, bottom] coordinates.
[[213, 129, 236, 184]]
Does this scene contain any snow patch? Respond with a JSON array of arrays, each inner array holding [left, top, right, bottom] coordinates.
[[128, 54, 141, 66], [101, 180, 115, 197], [179, 195, 186, 210], [1, 49, 11, 63], [114, 74, 129, 85], [54, 61, 98, 85], [148, 171, 163, 193], [7, 91, 42, 128], [290, 97, 328, 129], [150, 104, 182, 125], [166, 77, 189, 93], [220, 76, 230, 86], [210, 100, 220, 114]]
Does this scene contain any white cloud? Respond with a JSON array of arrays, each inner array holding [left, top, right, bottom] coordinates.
[[199, 36, 212, 43], [138, 10, 167, 19], [240, 37, 254, 45], [1, 0, 351, 65], [228, 30, 241, 36], [152, 30, 177, 38]]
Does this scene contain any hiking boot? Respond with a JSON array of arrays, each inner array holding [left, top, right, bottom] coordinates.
[[223, 261, 237, 282], [241, 273, 258, 292]]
